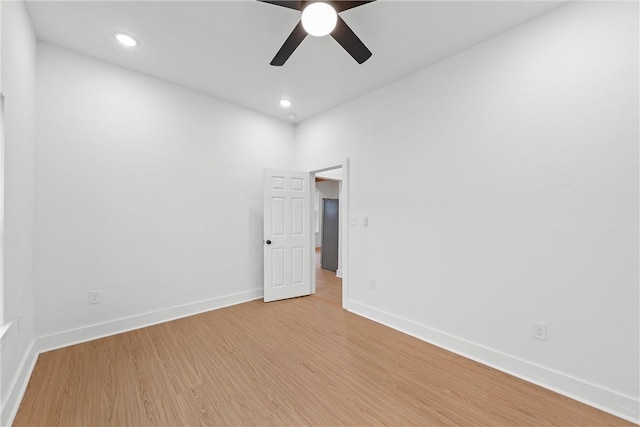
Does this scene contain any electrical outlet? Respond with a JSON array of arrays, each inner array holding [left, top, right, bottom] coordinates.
[[533, 322, 546, 341], [369, 277, 377, 290], [89, 290, 102, 304], [17, 313, 23, 334]]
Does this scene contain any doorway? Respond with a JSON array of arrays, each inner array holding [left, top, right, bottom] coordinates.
[[262, 161, 348, 305], [311, 162, 347, 308]]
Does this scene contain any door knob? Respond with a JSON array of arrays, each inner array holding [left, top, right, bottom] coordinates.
[[265, 240, 272, 245]]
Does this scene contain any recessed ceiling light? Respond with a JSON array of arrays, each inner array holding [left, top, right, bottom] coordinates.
[[301, 2, 338, 37], [115, 33, 138, 47], [280, 99, 292, 108]]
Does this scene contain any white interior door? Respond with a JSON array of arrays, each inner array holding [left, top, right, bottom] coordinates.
[[263, 169, 312, 302]]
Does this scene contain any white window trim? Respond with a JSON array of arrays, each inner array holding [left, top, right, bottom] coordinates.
[[0, 322, 12, 341]]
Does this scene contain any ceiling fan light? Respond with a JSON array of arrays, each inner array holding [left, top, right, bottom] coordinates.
[[301, 2, 337, 37], [115, 32, 138, 47]]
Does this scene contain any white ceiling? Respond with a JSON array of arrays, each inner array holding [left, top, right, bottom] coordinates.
[[25, 0, 566, 122]]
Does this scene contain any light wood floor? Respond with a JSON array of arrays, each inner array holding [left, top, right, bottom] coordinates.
[[14, 250, 633, 426]]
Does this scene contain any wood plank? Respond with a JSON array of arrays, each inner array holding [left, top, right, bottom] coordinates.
[[13, 255, 633, 426]]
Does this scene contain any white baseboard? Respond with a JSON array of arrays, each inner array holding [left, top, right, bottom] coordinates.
[[1, 339, 39, 427], [38, 288, 263, 353], [347, 300, 639, 425]]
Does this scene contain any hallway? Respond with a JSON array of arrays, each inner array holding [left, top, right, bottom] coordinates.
[[314, 247, 342, 307]]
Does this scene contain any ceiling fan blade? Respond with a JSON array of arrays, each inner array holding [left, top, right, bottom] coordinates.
[[271, 21, 308, 66], [332, 1, 376, 13], [330, 16, 372, 64], [257, 0, 302, 10]]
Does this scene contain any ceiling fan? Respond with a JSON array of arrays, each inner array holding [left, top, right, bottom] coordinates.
[[258, 0, 376, 66]]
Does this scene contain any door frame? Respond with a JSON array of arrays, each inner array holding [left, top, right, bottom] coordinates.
[[309, 158, 350, 310]]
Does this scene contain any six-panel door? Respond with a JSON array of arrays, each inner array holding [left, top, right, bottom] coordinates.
[[263, 169, 312, 302]]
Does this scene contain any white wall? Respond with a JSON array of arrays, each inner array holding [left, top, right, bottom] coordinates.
[[0, 1, 37, 424], [295, 2, 639, 422], [35, 44, 295, 342], [2, 1, 638, 423]]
